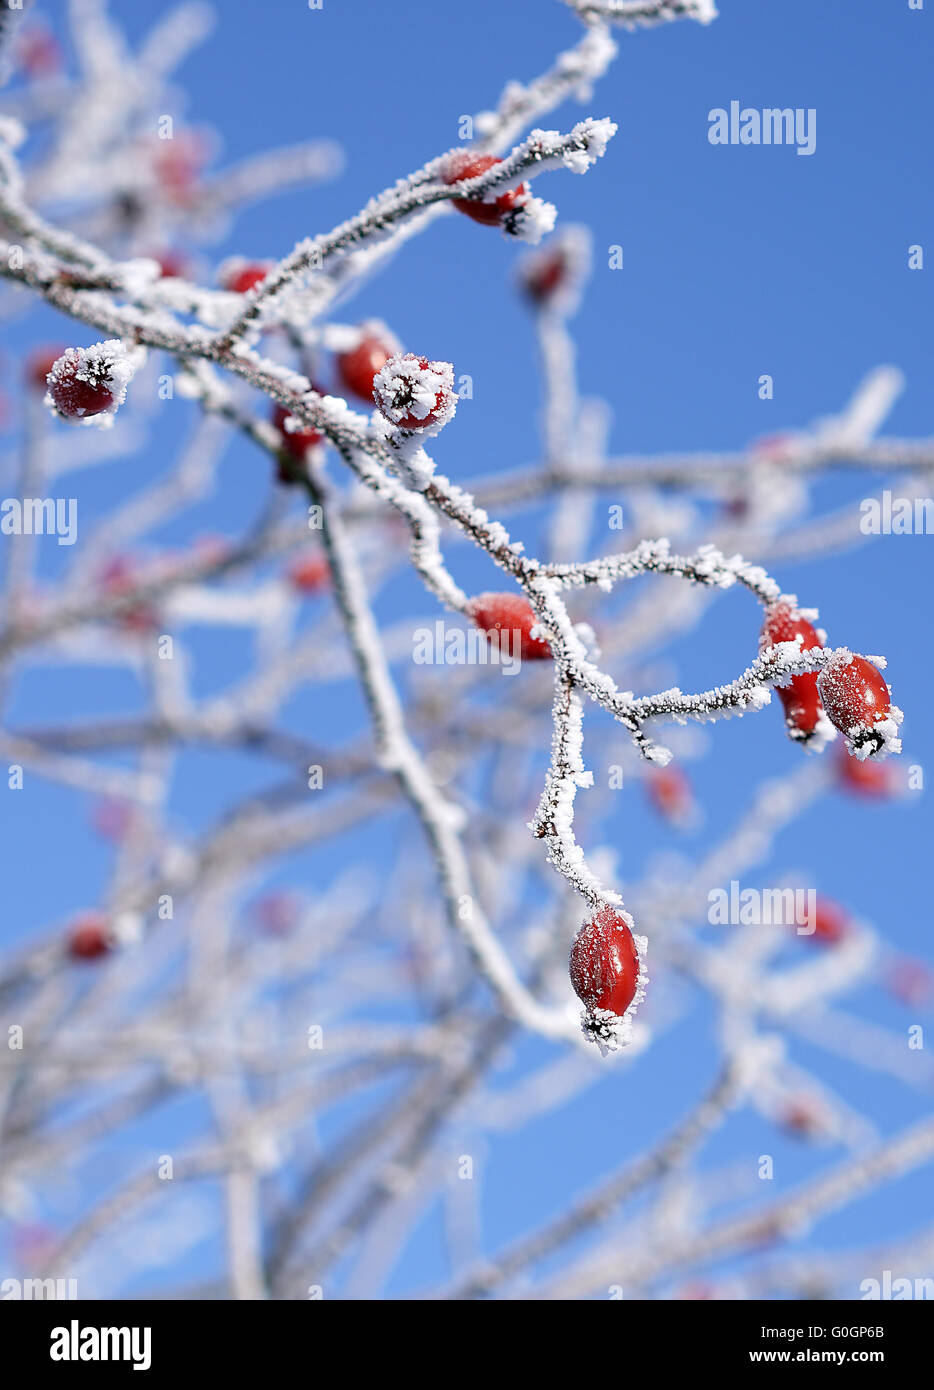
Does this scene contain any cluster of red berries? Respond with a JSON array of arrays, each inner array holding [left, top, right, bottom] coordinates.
[[760, 602, 895, 756]]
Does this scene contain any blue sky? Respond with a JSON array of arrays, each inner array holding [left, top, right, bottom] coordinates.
[[1, 0, 932, 1297]]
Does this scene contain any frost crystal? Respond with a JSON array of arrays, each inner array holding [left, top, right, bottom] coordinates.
[[373, 353, 457, 437]]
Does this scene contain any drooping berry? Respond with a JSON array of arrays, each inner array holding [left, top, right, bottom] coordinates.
[[469, 592, 551, 661], [373, 353, 456, 433], [336, 327, 397, 402], [68, 914, 111, 961], [271, 403, 323, 477], [221, 261, 270, 294], [442, 151, 528, 226], [288, 550, 330, 594], [760, 602, 825, 743], [570, 906, 641, 1019], [817, 653, 894, 755]]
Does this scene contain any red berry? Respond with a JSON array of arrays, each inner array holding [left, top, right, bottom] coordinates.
[[373, 353, 455, 432], [46, 353, 114, 420], [91, 797, 133, 842], [253, 892, 301, 937], [337, 331, 396, 402], [18, 25, 62, 77], [834, 741, 894, 797], [521, 249, 566, 303], [782, 1097, 823, 1138], [469, 592, 551, 661], [645, 765, 694, 826], [152, 131, 208, 205], [223, 263, 269, 294], [806, 897, 849, 947], [518, 230, 589, 305], [442, 151, 528, 226], [760, 602, 824, 742], [26, 345, 68, 391], [887, 957, 934, 1008], [272, 402, 323, 466], [569, 906, 641, 1019], [817, 654, 892, 752], [288, 551, 330, 594], [678, 1283, 716, 1302], [155, 251, 188, 279], [99, 555, 158, 632], [68, 914, 111, 961], [751, 433, 799, 463]]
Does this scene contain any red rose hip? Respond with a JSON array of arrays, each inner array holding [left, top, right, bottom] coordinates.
[[272, 402, 323, 465], [805, 897, 849, 946], [469, 592, 551, 661], [442, 151, 528, 226], [222, 262, 269, 294], [373, 353, 455, 433], [570, 906, 641, 1018], [817, 653, 892, 753], [46, 354, 114, 420], [288, 550, 329, 594], [760, 602, 825, 743], [68, 914, 111, 961], [337, 330, 396, 403]]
